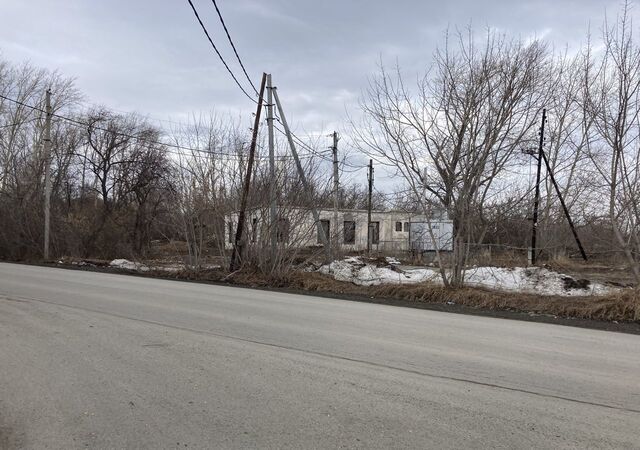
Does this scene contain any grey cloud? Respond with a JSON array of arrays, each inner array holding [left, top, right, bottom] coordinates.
[[0, 0, 627, 134]]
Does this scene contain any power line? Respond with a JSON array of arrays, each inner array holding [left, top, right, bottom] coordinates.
[[0, 93, 327, 162], [0, 93, 231, 158], [185, 0, 257, 104], [185, 4, 336, 168], [342, 161, 368, 169], [208, 0, 258, 95], [339, 165, 366, 173], [272, 122, 367, 172], [260, 85, 347, 171], [273, 124, 332, 159], [80, 103, 189, 128], [0, 116, 38, 129], [272, 117, 333, 158]]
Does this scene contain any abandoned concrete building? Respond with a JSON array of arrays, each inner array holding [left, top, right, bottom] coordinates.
[[225, 207, 453, 253]]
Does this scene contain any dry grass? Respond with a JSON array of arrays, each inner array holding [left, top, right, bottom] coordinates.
[[545, 257, 637, 288]]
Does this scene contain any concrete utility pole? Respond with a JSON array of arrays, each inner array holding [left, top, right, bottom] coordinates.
[[539, 145, 588, 261], [530, 108, 545, 266], [331, 131, 339, 256], [367, 159, 373, 254], [43, 89, 52, 261], [271, 85, 331, 262], [266, 74, 277, 263], [529, 108, 587, 263], [230, 73, 267, 272]]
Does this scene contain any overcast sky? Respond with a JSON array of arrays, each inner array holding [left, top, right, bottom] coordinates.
[[0, 0, 625, 184]]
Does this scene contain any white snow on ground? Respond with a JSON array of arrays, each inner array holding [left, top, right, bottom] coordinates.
[[463, 266, 613, 296], [109, 260, 221, 272], [109, 259, 149, 272], [318, 257, 616, 296], [158, 263, 221, 271], [320, 259, 439, 286], [385, 256, 401, 266]]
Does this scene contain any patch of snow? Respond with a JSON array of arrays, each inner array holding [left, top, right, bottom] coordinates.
[[317, 257, 616, 296], [385, 256, 401, 265], [319, 257, 439, 287], [109, 259, 149, 272], [109, 260, 222, 273], [343, 256, 362, 264], [158, 263, 221, 272], [462, 266, 613, 296], [156, 265, 181, 273]]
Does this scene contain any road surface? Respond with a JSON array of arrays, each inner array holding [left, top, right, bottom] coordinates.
[[0, 262, 639, 449]]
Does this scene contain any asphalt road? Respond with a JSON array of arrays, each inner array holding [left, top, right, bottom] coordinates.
[[0, 262, 639, 449]]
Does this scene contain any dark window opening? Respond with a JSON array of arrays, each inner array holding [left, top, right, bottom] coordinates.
[[370, 222, 380, 244], [277, 218, 290, 243], [395, 221, 402, 232], [343, 221, 356, 244], [404, 222, 410, 232], [251, 218, 258, 243], [317, 220, 330, 244], [227, 221, 234, 243]]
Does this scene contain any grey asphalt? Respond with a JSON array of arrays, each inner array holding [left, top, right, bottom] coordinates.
[[0, 262, 639, 449]]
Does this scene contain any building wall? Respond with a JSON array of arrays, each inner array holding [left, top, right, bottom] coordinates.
[[225, 208, 453, 253], [409, 221, 454, 251]]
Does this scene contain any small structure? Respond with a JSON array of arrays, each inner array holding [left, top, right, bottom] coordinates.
[[225, 207, 453, 253]]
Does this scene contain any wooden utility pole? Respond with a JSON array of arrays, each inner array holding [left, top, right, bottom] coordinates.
[[530, 108, 545, 266], [43, 89, 52, 260], [331, 131, 339, 256], [230, 73, 267, 272], [367, 159, 373, 254], [266, 74, 277, 262], [271, 85, 331, 261]]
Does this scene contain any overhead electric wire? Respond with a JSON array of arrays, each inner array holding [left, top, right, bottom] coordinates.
[[339, 164, 367, 173], [271, 120, 368, 173], [271, 117, 334, 158], [273, 125, 332, 158], [185, 0, 333, 165], [185, 0, 257, 104], [0, 116, 38, 129], [0, 93, 326, 162], [271, 118, 367, 172], [82, 103, 190, 128], [208, 0, 258, 95], [0, 94, 237, 159]]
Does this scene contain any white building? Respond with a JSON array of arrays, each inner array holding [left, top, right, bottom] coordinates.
[[225, 207, 453, 253]]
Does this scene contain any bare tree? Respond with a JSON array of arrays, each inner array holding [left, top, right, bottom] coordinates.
[[354, 28, 549, 286], [168, 112, 246, 269], [584, 2, 640, 281], [0, 57, 80, 258]]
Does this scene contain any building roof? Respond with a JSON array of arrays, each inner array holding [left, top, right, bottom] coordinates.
[[229, 205, 449, 219]]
